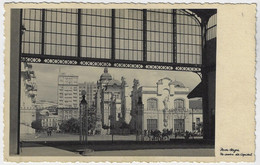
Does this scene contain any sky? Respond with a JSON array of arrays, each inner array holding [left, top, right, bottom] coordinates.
[[31, 63, 201, 102]]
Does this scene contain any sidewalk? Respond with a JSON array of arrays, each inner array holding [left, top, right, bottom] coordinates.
[[21, 133, 202, 142], [20, 144, 80, 156], [21, 133, 137, 142], [20, 145, 214, 156], [19, 140, 214, 156], [86, 148, 214, 156]]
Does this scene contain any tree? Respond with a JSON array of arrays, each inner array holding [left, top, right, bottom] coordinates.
[[59, 118, 80, 133], [119, 122, 130, 135], [31, 120, 42, 132], [119, 122, 130, 129], [87, 110, 96, 132]]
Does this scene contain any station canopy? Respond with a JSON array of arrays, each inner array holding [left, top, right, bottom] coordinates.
[[20, 9, 216, 72]]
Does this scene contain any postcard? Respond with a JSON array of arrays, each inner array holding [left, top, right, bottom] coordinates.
[[3, 3, 256, 163]]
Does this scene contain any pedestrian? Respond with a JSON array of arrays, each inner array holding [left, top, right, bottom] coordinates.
[[175, 129, 179, 139], [185, 130, 190, 140]]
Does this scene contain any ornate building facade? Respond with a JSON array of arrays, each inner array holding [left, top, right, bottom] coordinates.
[[95, 67, 131, 134], [20, 62, 37, 134], [131, 77, 192, 133]]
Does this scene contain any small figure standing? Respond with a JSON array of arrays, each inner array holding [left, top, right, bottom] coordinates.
[[163, 95, 170, 110], [47, 128, 52, 136], [185, 130, 190, 140], [175, 129, 179, 139]]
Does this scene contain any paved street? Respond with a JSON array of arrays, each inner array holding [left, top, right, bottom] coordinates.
[[20, 145, 80, 156], [20, 146, 214, 156], [21, 133, 202, 142], [19, 133, 211, 156], [21, 133, 137, 141], [86, 148, 214, 156], [20, 135, 213, 157]]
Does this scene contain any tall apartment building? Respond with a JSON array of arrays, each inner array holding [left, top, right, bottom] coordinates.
[[79, 82, 97, 107], [57, 73, 79, 108]]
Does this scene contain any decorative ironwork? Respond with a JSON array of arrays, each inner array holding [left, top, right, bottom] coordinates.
[[145, 65, 173, 70], [193, 71, 202, 80], [80, 61, 111, 67], [21, 57, 41, 63], [43, 59, 77, 65], [19, 9, 217, 72], [114, 63, 143, 69], [175, 66, 201, 72]]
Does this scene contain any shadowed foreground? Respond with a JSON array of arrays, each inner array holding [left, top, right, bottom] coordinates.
[[20, 139, 214, 156]]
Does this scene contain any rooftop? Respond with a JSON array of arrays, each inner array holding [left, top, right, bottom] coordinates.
[[100, 67, 112, 82], [189, 99, 202, 109]]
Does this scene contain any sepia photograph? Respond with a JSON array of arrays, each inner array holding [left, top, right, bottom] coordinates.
[[10, 8, 217, 157]]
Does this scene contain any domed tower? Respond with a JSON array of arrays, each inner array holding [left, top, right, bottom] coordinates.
[[99, 67, 112, 85], [96, 67, 113, 134]]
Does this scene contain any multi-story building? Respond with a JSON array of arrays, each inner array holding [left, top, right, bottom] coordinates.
[[41, 111, 59, 129], [20, 62, 37, 135], [96, 67, 131, 134], [37, 107, 78, 131], [35, 100, 58, 109], [79, 82, 97, 107], [57, 73, 79, 108], [56, 73, 80, 128], [131, 77, 192, 133], [57, 108, 79, 121]]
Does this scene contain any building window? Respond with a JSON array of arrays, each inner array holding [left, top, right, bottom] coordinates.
[[81, 9, 112, 59], [114, 93, 120, 99], [174, 99, 184, 109], [147, 98, 158, 111], [115, 9, 143, 61], [147, 9, 172, 63], [174, 119, 185, 132], [192, 122, 195, 131], [147, 119, 157, 131], [196, 117, 200, 124]]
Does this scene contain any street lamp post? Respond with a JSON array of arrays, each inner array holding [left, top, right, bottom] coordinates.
[[108, 115, 114, 143], [109, 93, 115, 144], [192, 108, 195, 139], [80, 90, 87, 144], [84, 106, 88, 150], [79, 90, 93, 155]]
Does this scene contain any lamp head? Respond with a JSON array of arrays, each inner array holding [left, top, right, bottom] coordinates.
[[81, 90, 86, 96]]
